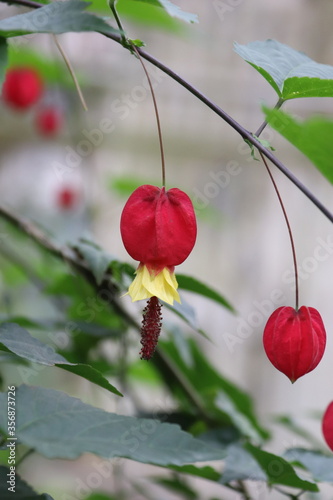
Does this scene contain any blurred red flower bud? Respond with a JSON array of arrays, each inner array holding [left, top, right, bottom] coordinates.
[[57, 187, 78, 210], [322, 401, 333, 451], [263, 306, 326, 383], [2, 67, 43, 110], [35, 106, 63, 136]]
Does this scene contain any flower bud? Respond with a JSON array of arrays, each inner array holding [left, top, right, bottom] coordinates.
[[36, 106, 63, 136], [263, 306, 326, 383], [2, 67, 43, 110]]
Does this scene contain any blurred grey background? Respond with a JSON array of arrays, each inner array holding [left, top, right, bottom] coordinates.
[[1, 0, 333, 498]]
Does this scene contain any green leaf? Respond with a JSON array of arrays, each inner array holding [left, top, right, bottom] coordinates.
[[0, 37, 8, 92], [0, 385, 225, 464], [244, 443, 318, 491], [167, 298, 210, 341], [73, 239, 114, 285], [177, 274, 235, 313], [263, 106, 333, 184], [125, 0, 198, 23], [234, 39, 333, 100], [0, 323, 122, 396], [159, 338, 269, 441], [170, 464, 221, 482], [109, 175, 160, 198], [215, 392, 262, 442], [220, 444, 266, 483], [0, 0, 119, 37], [82, 494, 117, 500], [284, 448, 333, 482], [153, 476, 198, 500], [0, 465, 54, 500], [110, 0, 182, 32], [0, 351, 29, 365]]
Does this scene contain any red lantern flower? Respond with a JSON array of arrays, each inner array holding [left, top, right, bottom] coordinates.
[[121, 184, 197, 305], [2, 67, 43, 110], [120, 184, 197, 359], [263, 306, 326, 383], [322, 401, 333, 451]]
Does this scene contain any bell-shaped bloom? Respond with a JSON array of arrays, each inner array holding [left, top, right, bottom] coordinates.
[[322, 401, 333, 451], [263, 306, 326, 383], [120, 185, 197, 305]]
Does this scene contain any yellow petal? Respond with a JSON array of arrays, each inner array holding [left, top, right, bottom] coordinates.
[[127, 265, 180, 305]]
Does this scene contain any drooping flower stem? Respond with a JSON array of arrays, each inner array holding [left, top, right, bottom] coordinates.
[[109, 1, 166, 187], [53, 35, 88, 111], [259, 151, 299, 311], [132, 45, 166, 187], [140, 296, 163, 360]]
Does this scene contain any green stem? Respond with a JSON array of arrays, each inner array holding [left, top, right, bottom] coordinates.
[[109, 0, 127, 47], [255, 97, 284, 137], [259, 151, 299, 310]]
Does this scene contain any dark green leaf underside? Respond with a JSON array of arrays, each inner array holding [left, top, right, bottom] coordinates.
[[284, 448, 333, 482], [0, 323, 122, 396], [0, 385, 225, 464], [0, 0, 119, 37]]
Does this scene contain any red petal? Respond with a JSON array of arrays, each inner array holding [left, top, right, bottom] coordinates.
[[322, 401, 333, 451], [120, 185, 197, 270], [263, 306, 326, 382]]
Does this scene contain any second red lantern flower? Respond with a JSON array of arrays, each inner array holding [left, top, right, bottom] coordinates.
[[263, 306, 326, 383]]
